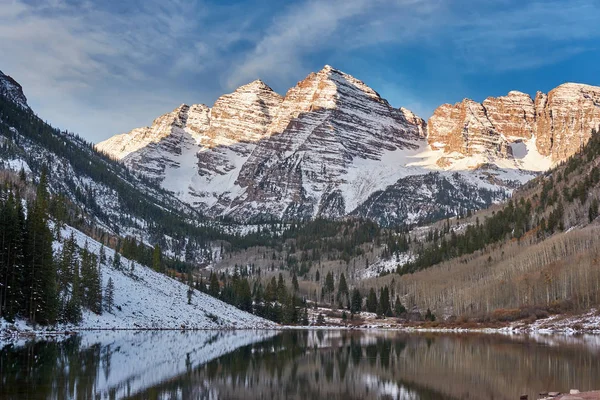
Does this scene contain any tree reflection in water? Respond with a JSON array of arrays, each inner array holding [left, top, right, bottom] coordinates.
[[1, 331, 600, 400]]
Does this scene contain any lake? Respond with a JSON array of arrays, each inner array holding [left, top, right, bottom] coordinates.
[[1, 330, 599, 399]]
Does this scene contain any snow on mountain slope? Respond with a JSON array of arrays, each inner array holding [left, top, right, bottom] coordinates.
[[55, 224, 275, 330], [223, 65, 426, 220], [0, 70, 28, 109], [98, 66, 431, 221], [95, 67, 600, 225]]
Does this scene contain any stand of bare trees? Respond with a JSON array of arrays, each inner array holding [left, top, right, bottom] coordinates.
[[365, 227, 600, 318]]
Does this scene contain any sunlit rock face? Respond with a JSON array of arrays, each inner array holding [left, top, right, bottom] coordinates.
[[97, 66, 424, 221], [96, 65, 600, 225], [428, 84, 600, 162], [534, 83, 600, 160]]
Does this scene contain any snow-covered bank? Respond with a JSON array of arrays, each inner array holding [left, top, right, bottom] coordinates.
[[294, 307, 600, 334], [53, 224, 276, 330], [0, 223, 275, 341]]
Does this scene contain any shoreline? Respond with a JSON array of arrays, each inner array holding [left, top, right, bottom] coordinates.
[[2, 309, 599, 344]]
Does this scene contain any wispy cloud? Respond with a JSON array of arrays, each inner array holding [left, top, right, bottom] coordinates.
[[1, 0, 599, 141]]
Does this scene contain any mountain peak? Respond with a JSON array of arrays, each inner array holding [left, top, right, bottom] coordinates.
[[0, 70, 29, 109], [234, 79, 276, 94]]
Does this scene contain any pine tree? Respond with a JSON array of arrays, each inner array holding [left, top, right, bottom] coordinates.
[[81, 242, 102, 314], [208, 272, 220, 297], [302, 307, 309, 325], [425, 308, 436, 321], [366, 288, 378, 313], [589, 198, 599, 222], [316, 313, 325, 325], [104, 277, 114, 313], [152, 245, 162, 272], [394, 295, 406, 316], [64, 263, 82, 324], [291, 272, 299, 292], [59, 233, 77, 290], [237, 278, 252, 312], [99, 244, 107, 265], [378, 286, 391, 317], [277, 273, 287, 302], [337, 273, 349, 307], [112, 252, 122, 269], [0, 192, 25, 322], [23, 170, 58, 325], [350, 288, 362, 314]]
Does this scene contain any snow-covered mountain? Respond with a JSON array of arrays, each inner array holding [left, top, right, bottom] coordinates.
[[98, 66, 600, 225], [0, 71, 217, 264]]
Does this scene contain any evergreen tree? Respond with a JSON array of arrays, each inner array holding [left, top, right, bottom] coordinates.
[[277, 273, 287, 302], [0, 192, 26, 322], [236, 278, 252, 312], [23, 170, 58, 325], [208, 272, 220, 297], [350, 288, 362, 314], [316, 313, 325, 325], [99, 244, 107, 265], [152, 245, 162, 272], [58, 233, 77, 290], [378, 286, 391, 317], [425, 308, 436, 321], [104, 277, 114, 313], [394, 295, 406, 316], [366, 288, 378, 313], [63, 261, 82, 324], [81, 242, 102, 314], [112, 252, 122, 270], [302, 307, 309, 325], [589, 198, 599, 222], [264, 276, 278, 302], [291, 272, 299, 292], [337, 273, 349, 307]]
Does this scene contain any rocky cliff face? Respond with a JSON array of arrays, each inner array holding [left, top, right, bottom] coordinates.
[[428, 83, 600, 164], [225, 65, 425, 220], [97, 66, 427, 221], [0, 70, 28, 109], [96, 67, 600, 225], [534, 83, 600, 160]]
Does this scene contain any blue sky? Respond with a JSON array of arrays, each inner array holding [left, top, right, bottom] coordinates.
[[1, 0, 599, 143]]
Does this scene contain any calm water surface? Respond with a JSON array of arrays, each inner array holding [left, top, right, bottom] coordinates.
[[1, 330, 599, 399]]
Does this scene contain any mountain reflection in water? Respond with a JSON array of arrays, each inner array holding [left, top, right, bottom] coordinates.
[[1, 330, 599, 399]]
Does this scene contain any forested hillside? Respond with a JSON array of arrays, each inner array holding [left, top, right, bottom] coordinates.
[[208, 126, 600, 324], [368, 125, 600, 320]]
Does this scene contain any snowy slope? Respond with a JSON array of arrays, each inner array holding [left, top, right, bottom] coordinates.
[[55, 224, 276, 330]]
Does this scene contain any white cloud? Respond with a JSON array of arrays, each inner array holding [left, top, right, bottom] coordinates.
[[1, 0, 599, 143], [0, 0, 219, 140]]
